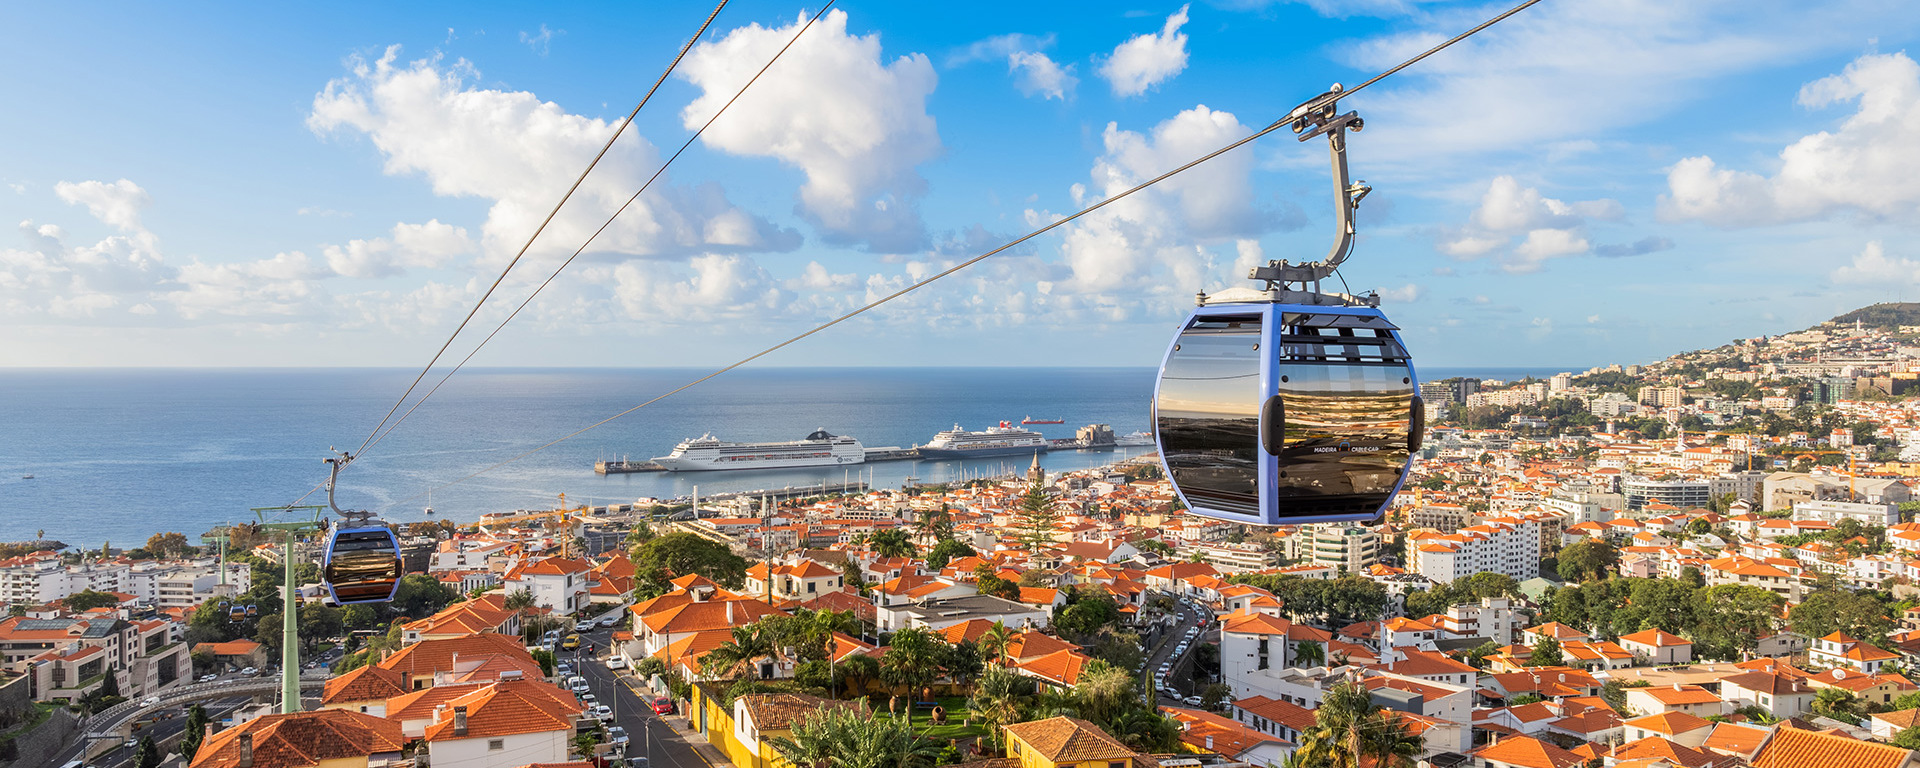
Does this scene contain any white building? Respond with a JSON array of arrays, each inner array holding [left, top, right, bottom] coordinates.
[[1408, 516, 1544, 584], [1793, 499, 1898, 526], [503, 557, 592, 614]]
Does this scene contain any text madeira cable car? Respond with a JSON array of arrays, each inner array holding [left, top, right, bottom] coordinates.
[[320, 451, 404, 605], [1155, 85, 1423, 527]]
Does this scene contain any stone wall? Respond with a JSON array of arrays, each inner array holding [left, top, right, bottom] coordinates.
[[1, 707, 79, 768]]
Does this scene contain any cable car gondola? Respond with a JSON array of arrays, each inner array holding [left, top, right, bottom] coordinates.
[[1154, 86, 1423, 527], [319, 452, 403, 605]]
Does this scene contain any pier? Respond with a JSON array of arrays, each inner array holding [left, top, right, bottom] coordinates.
[[595, 423, 1129, 474]]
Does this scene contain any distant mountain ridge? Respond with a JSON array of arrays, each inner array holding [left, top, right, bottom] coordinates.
[[1825, 303, 1920, 330]]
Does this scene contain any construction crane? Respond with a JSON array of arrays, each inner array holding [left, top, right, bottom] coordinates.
[[1788, 450, 1862, 500], [476, 493, 588, 557]]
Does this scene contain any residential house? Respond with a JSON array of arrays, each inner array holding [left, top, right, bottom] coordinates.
[[1619, 628, 1694, 665], [1003, 716, 1142, 768], [187, 709, 408, 768]]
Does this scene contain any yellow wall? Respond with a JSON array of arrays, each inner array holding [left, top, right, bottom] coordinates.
[[314, 757, 370, 768], [1004, 732, 1124, 768]]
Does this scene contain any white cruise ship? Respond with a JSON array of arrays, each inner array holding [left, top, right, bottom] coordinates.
[[650, 429, 865, 471], [918, 422, 1049, 459], [1115, 431, 1155, 447]]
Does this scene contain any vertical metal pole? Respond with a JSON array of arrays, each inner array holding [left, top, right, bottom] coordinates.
[[281, 534, 300, 713]]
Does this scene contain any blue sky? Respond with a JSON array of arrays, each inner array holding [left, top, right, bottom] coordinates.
[[6, 0, 1920, 370]]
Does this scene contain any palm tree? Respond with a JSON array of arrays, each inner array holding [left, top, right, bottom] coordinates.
[[980, 622, 1015, 665], [771, 707, 939, 768], [870, 529, 918, 559], [1071, 661, 1136, 725], [836, 653, 882, 697], [1291, 681, 1425, 768], [1108, 708, 1182, 752], [704, 625, 776, 680], [1293, 640, 1326, 668], [969, 663, 1037, 746], [504, 588, 536, 612], [880, 627, 944, 697]]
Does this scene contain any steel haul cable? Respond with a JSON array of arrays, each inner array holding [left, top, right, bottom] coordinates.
[[391, 0, 1546, 506], [360, 0, 839, 459], [347, 0, 733, 462]]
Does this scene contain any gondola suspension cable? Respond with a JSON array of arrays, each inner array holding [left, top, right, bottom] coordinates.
[[359, 0, 839, 460], [388, 0, 1544, 507], [347, 0, 733, 462]]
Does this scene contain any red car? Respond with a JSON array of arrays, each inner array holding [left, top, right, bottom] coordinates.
[[651, 696, 673, 715]]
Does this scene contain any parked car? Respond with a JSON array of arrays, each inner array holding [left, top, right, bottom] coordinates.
[[607, 726, 629, 745], [1184, 695, 1203, 707], [198, 674, 217, 683], [239, 667, 258, 676], [568, 676, 589, 693], [594, 704, 613, 719], [607, 657, 628, 670], [575, 620, 596, 633], [556, 663, 573, 676], [599, 616, 621, 628], [651, 696, 674, 715]]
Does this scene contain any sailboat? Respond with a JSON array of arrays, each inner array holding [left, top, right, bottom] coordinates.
[[20, 474, 32, 480], [424, 487, 435, 516]]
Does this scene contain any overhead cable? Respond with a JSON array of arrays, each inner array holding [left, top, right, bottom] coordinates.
[[360, 0, 839, 459], [348, 0, 733, 462], [393, 0, 1544, 505]]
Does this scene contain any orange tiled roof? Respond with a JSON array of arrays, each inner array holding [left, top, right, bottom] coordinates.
[[1470, 734, 1584, 768], [422, 679, 583, 742], [189, 709, 405, 768], [1003, 717, 1137, 763], [1750, 725, 1915, 768], [322, 664, 409, 705]]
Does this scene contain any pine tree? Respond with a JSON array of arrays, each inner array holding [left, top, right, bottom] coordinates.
[[1015, 480, 1058, 550]]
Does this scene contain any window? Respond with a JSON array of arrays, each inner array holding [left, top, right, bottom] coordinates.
[[488, 740, 504, 751]]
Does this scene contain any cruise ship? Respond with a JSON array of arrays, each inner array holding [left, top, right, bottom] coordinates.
[[918, 422, 1049, 459], [1115, 431, 1155, 447], [650, 429, 865, 471]]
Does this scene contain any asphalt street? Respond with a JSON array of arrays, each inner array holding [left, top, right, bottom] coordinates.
[[1147, 594, 1216, 706], [568, 623, 710, 768]]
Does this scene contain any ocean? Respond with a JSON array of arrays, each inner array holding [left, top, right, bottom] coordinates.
[[0, 363, 1587, 549], [0, 367, 1161, 548]]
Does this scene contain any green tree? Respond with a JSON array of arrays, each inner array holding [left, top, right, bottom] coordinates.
[[969, 663, 1037, 747], [1014, 480, 1059, 550], [1813, 687, 1862, 724], [1629, 579, 1697, 635], [632, 532, 750, 590], [924, 539, 976, 572], [770, 707, 941, 768], [144, 532, 193, 559], [64, 590, 121, 612], [1072, 661, 1138, 724], [1201, 682, 1233, 710], [100, 670, 120, 698], [1692, 585, 1785, 660], [705, 625, 777, 680], [1530, 637, 1563, 668], [1292, 681, 1424, 768], [1893, 725, 1920, 750], [1294, 640, 1326, 668], [137, 736, 162, 768], [179, 704, 209, 760], [388, 574, 459, 620], [504, 588, 536, 612], [869, 529, 917, 559], [1791, 588, 1896, 646], [880, 627, 946, 698], [341, 603, 380, 632], [1054, 592, 1122, 639], [1557, 539, 1619, 582], [973, 563, 1020, 601], [531, 647, 556, 677]]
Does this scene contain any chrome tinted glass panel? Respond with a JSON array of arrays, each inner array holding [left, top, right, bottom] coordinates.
[[1272, 362, 1413, 518], [1158, 316, 1262, 516]]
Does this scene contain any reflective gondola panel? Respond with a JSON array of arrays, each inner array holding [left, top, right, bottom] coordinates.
[[324, 527, 402, 605], [1156, 303, 1418, 526]]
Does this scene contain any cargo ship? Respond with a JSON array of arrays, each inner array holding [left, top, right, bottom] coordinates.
[[917, 422, 1049, 458], [650, 429, 865, 471]]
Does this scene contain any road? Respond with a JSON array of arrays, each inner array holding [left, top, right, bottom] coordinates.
[[1145, 592, 1215, 706], [568, 622, 710, 768], [88, 698, 251, 768]]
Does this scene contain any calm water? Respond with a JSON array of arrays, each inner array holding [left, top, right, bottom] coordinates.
[[0, 368, 1159, 547]]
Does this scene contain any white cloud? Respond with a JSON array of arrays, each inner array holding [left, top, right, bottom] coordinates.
[[1440, 176, 1645, 273], [1099, 4, 1191, 98], [1009, 52, 1078, 101], [519, 24, 559, 56], [786, 261, 860, 291], [678, 10, 940, 253], [1378, 283, 1422, 303], [946, 33, 1053, 67], [54, 179, 150, 233], [1831, 241, 1920, 286], [1663, 52, 1920, 226], [308, 46, 797, 263], [1052, 105, 1294, 297], [611, 254, 789, 321], [167, 252, 331, 320], [323, 219, 474, 279], [1333, 0, 1904, 165]]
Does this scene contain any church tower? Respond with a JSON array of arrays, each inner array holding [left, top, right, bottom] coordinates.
[[1027, 451, 1045, 485]]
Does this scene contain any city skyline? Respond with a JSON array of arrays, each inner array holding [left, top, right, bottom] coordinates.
[[6, 1, 1920, 369]]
